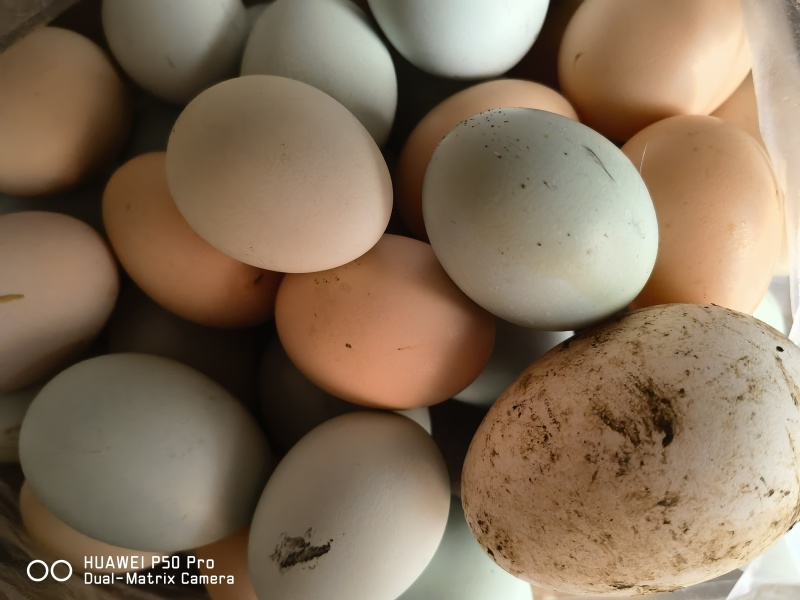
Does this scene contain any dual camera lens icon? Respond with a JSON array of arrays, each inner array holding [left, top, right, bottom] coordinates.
[[27, 559, 73, 582]]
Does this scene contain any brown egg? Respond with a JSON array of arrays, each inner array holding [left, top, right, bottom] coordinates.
[[20, 481, 159, 574], [195, 527, 256, 600], [275, 234, 495, 410], [0, 27, 130, 196], [558, 0, 751, 141], [0, 212, 118, 393], [395, 79, 578, 240], [103, 152, 281, 329], [622, 115, 782, 314]]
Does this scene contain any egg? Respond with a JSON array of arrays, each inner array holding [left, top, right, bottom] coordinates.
[[367, 0, 549, 79], [166, 75, 393, 273], [101, 0, 247, 105], [275, 234, 495, 409], [0, 212, 118, 393], [423, 108, 658, 330], [19, 353, 274, 552], [462, 304, 800, 595], [195, 527, 257, 600], [558, 0, 751, 141], [19, 482, 160, 575], [396, 79, 578, 240], [0, 27, 130, 196], [621, 115, 783, 314], [397, 496, 532, 600], [454, 321, 572, 407], [107, 287, 260, 406], [0, 384, 41, 463], [248, 411, 450, 600], [241, 0, 397, 146], [103, 152, 281, 328]]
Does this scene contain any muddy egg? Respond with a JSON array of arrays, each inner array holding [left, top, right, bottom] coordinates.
[[462, 303, 800, 595]]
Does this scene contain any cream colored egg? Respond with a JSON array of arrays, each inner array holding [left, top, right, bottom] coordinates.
[[166, 75, 392, 273], [0, 212, 118, 393], [19, 353, 273, 552], [249, 412, 450, 600], [462, 304, 800, 595], [19, 482, 160, 575]]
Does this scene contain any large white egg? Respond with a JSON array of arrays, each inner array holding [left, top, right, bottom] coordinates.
[[248, 411, 450, 600], [367, 0, 549, 79], [454, 319, 572, 407], [241, 0, 397, 146], [102, 0, 247, 105], [19, 353, 274, 552], [423, 108, 658, 330]]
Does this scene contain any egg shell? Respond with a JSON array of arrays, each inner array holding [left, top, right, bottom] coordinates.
[[258, 336, 431, 452], [558, 0, 751, 141], [19, 482, 161, 575], [19, 353, 274, 552], [101, 0, 247, 105], [241, 0, 397, 146], [367, 0, 549, 79], [166, 75, 393, 273], [103, 152, 280, 328], [622, 115, 782, 314], [462, 304, 800, 595], [454, 321, 572, 407], [397, 496, 532, 600], [248, 411, 450, 600], [423, 108, 658, 330], [0, 212, 119, 393], [195, 527, 257, 600], [0, 27, 130, 196], [396, 79, 578, 240], [107, 287, 260, 407], [0, 384, 41, 463], [275, 234, 495, 409]]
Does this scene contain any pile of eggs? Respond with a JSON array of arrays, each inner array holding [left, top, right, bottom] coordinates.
[[1, 0, 799, 599]]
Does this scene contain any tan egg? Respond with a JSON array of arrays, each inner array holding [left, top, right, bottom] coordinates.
[[166, 75, 393, 273], [195, 527, 256, 600], [0, 212, 118, 393], [19, 481, 159, 574], [103, 153, 280, 328], [558, 0, 751, 141], [275, 234, 495, 410], [396, 79, 577, 240], [0, 27, 130, 196], [622, 115, 782, 314]]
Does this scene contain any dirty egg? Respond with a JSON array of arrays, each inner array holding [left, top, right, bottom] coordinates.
[[462, 303, 800, 595], [248, 411, 450, 600]]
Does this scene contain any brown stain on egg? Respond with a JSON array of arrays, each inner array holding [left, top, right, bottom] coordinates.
[[0, 294, 24, 303]]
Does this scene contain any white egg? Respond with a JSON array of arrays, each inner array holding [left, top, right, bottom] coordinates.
[[0, 383, 41, 463], [455, 319, 572, 407], [248, 412, 450, 600], [367, 0, 549, 79], [102, 0, 247, 105], [423, 108, 658, 330], [242, 0, 397, 146], [19, 353, 273, 552], [397, 496, 532, 600]]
